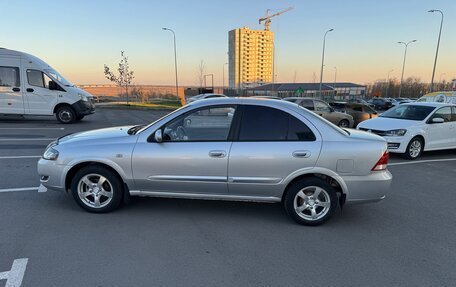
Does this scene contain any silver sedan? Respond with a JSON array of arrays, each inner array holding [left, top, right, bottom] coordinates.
[[38, 98, 392, 225]]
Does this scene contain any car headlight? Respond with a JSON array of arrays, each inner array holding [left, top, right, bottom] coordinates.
[[384, 129, 407, 136], [43, 144, 59, 160], [79, 94, 89, 102]]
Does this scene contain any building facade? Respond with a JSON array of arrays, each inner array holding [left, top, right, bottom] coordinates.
[[228, 27, 274, 90]]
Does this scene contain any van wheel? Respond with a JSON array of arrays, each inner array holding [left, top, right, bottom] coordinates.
[[402, 137, 423, 160], [75, 115, 84, 121], [284, 177, 338, 226], [56, 106, 76, 124], [70, 166, 123, 213]]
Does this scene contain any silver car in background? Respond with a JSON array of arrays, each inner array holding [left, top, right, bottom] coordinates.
[[38, 98, 392, 225]]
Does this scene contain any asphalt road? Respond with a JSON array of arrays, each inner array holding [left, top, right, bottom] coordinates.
[[1, 108, 455, 286]]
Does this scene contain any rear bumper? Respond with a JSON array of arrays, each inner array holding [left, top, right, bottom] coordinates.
[[343, 170, 392, 204], [72, 100, 95, 116]]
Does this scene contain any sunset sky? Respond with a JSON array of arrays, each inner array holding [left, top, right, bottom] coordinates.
[[2, 0, 455, 86]]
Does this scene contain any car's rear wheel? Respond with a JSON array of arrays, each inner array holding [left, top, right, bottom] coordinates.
[[402, 137, 423, 160], [338, 119, 350, 128], [70, 166, 123, 213], [284, 177, 338, 226], [56, 106, 76, 124]]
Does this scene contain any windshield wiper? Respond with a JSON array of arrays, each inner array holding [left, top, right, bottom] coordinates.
[[127, 125, 146, 135]]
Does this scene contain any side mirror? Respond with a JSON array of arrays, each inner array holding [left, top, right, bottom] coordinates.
[[49, 81, 57, 91], [432, 117, 445, 124], [154, 129, 163, 142]]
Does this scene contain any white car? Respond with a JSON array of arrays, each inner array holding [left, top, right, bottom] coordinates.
[[186, 93, 227, 104], [358, 102, 456, 159]]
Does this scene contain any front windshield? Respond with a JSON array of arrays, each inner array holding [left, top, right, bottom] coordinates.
[[44, 69, 74, 87], [380, 105, 435, 121]]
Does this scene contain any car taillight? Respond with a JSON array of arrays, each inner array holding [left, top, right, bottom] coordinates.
[[372, 151, 389, 171]]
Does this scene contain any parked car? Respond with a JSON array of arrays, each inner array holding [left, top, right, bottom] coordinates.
[[348, 98, 370, 105], [284, 97, 354, 128], [329, 102, 379, 127], [416, 92, 456, 104], [186, 93, 227, 104], [0, 48, 95, 123], [358, 102, 456, 160], [38, 98, 392, 226], [368, 98, 393, 110]]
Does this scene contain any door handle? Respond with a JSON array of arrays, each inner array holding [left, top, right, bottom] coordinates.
[[293, 151, 311, 158], [209, 150, 227, 158], [12, 87, 20, 92], [26, 88, 34, 92]]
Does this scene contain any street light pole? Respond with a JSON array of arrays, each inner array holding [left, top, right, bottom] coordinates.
[[398, 40, 417, 98], [333, 67, 337, 98], [385, 69, 393, 98], [428, 9, 444, 92], [162, 28, 179, 99], [222, 62, 228, 93], [319, 28, 334, 99]]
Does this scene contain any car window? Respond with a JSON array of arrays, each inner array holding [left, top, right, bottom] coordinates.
[[431, 107, 452, 122], [352, 106, 363, 112], [238, 106, 316, 141], [300, 99, 314, 110], [162, 106, 236, 141], [27, 69, 45, 87], [0, 66, 20, 87], [314, 101, 331, 112], [363, 105, 376, 114]]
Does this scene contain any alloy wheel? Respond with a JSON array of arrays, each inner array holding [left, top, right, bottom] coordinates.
[[409, 139, 422, 158], [293, 186, 331, 221], [77, 173, 114, 209]]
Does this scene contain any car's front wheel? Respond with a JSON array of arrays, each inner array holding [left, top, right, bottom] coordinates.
[[338, 119, 350, 128], [403, 137, 423, 160], [70, 166, 123, 213], [284, 177, 338, 226]]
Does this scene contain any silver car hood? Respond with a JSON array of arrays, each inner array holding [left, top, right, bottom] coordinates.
[[58, 126, 135, 144]]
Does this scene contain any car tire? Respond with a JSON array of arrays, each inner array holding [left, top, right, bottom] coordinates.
[[75, 115, 84, 121], [402, 137, 424, 160], [56, 106, 76, 124], [70, 166, 123, 213], [338, 119, 350, 128], [284, 177, 338, 226]]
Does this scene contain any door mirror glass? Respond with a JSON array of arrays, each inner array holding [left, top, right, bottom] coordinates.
[[154, 129, 163, 142], [432, 117, 445, 124]]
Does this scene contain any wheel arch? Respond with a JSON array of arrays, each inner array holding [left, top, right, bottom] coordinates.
[[53, 103, 74, 114]]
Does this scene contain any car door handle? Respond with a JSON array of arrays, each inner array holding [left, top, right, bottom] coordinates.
[[209, 150, 226, 158], [12, 87, 20, 92], [26, 88, 34, 92], [293, 151, 311, 158]]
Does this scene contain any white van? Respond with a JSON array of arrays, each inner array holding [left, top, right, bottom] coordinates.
[[0, 48, 95, 123], [416, 91, 456, 104]]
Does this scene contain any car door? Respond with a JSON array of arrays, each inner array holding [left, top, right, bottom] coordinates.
[[426, 106, 454, 149], [23, 69, 59, 115], [0, 59, 24, 114], [228, 105, 321, 198], [132, 105, 237, 194]]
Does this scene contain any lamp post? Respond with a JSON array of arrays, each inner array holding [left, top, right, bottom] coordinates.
[[385, 69, 393, 98], [162, 28, 179, 99], [398, 40, 417, 98], [222, 62, 228, 93], [319, 28, 334, 99], [333, 67, 337, 98], [428, 9, 444, 92]]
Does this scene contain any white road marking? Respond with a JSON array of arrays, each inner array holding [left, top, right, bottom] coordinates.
[[389, 158, 456, 166], [0, 156, 41, 159], [0, 138, 55, 141], [0, 187, 39, 193], [0, 127, 64, 130], [0, 258, 28, 287]]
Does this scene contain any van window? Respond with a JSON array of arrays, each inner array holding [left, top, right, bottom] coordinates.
[[0, 66, 20, 87], [27, 70, 44, 87]]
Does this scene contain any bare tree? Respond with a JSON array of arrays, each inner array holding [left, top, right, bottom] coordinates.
[[104, 51, 135, 104], [196, 60, 206, 88]]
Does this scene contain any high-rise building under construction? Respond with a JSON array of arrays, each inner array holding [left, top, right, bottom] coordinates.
[[228, 27, 274, 89]]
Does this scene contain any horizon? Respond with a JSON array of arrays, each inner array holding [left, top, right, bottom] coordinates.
[[1, 0, 455, 86]]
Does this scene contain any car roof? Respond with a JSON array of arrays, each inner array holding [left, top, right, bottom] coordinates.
[[187, 97, 304, 111]]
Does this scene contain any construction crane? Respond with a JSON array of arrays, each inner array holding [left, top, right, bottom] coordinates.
[[259, 7, 293, 31]]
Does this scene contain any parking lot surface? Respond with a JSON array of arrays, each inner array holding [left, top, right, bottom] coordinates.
[[1, 108, 455, 286]]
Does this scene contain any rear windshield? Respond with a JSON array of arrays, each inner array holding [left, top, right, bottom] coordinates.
[[380, 105, 435, 121]]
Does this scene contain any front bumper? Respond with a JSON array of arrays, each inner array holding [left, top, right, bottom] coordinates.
[[37, 158, 68, 192], [343, 170, 392, 204], [383, 136, 410, 153], [72, 99, 95, 116]]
